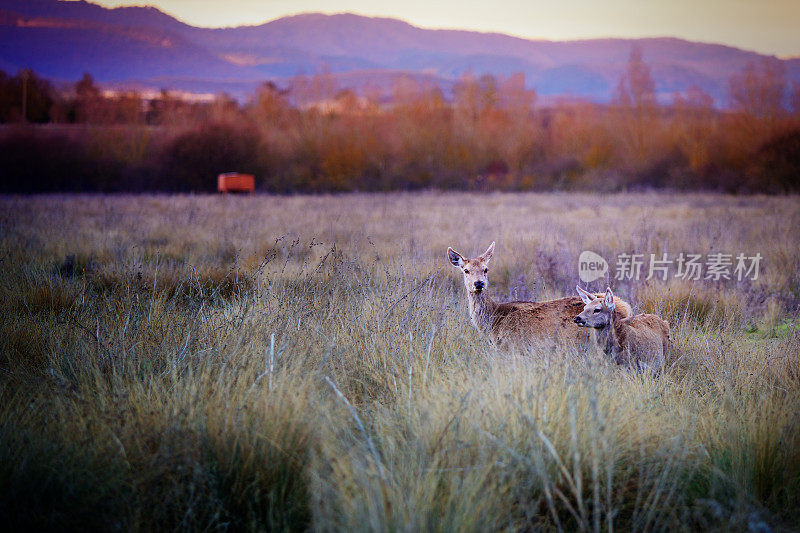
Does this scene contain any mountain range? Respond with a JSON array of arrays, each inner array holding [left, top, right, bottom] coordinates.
[[2, 0, 798, 104]]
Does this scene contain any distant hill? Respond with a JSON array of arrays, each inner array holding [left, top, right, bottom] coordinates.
[[0, 9, 259, 83], [0, 0, 190, 33], [0, 0, 795, 103]]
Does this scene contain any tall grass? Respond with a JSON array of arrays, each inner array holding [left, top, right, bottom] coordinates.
[[1, 192, 799, 530]]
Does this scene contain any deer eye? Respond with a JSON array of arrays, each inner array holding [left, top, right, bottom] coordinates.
[[464, 269, 469, 274], [593, 309, 601, 313], [483, 268, 488, 273]]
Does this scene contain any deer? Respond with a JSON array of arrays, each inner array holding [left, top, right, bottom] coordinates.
[[447, 242, 632, 348], [573, 286, 670, 372]]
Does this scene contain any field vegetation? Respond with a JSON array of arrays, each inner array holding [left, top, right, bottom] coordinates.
[[1, 192, 799, 530]]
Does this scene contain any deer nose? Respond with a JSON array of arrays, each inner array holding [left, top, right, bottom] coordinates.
[[573, 316, 584, 324], [474, 280, 484, 290]]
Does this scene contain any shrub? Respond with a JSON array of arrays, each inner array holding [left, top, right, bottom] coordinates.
[[0, 129, 115, 192], [158, 122, 261, 192], [747, 129, 800, 193]]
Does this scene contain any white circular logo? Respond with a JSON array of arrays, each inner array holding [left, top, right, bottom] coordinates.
[[578, 250, 608, 283]]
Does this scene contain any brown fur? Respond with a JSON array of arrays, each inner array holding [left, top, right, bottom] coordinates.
[[483, 293, 631, 347], [614, 314, 671, 367], [448, 243, 632, 348], [575, 287, 670, 371]]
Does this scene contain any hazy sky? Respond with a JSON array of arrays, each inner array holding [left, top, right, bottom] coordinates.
[[92, 0, 800, 57]]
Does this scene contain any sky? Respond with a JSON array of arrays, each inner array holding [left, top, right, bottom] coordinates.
[[91, 0, 800, 57]]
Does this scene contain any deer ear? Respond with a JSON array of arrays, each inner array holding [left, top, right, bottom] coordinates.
[[576, 285, 593, 305], [604, 288, 615, 310], [481, 241, 495, 263], [447, 247, 464, 267]]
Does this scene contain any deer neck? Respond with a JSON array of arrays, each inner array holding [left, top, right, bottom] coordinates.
[[467, 290, 498, 338], [597, 313, 621, 361]]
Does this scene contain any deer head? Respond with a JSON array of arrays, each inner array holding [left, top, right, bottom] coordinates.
[[447, 242, 495, 294], [574, 286, 615, 328]]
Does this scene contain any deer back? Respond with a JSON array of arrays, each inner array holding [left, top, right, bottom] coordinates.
[[616, 314, 671, 369], [493, 295, 632, 347]]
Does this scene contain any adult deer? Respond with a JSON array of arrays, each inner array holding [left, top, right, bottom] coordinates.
[[574, 286, 670, 372], [447, 242, 632, 348]]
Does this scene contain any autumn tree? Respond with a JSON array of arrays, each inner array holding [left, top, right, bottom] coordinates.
[[249, 81, 297, 183], [495, 73, 537, 184], [792, 82, 800, 116], [729, 58, 787, 121], [454, 73, 499, 124], [725, 58, 789, 173], [75, 72, 103, 123], [290, 70, 338, 109], [389, 77, 453, 188], [451, 73, 504, 179], [146, 89, 197, 127], [0, 69, 54, 123], [672, 85, 715, 174], [614, 46, 657, 165]]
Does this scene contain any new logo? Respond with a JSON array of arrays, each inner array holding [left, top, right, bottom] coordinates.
[[578, 250, 609, 283]]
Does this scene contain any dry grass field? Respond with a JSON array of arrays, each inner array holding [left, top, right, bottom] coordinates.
[[1, 192, 799, 531]]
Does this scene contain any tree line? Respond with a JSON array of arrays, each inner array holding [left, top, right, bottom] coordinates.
[[1, 49, 799, 193]]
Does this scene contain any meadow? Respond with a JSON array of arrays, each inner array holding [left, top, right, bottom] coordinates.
[[1, 192, 799, 531]]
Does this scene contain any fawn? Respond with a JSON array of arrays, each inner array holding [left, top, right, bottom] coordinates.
[[574, 286, 670, 372], [447, 242, 632, 348]]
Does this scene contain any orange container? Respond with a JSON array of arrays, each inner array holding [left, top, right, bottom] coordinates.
[[217, 173, 255, 194]]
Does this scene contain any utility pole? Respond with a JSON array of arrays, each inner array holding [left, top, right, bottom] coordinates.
[[21, 68, 28, 123]]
